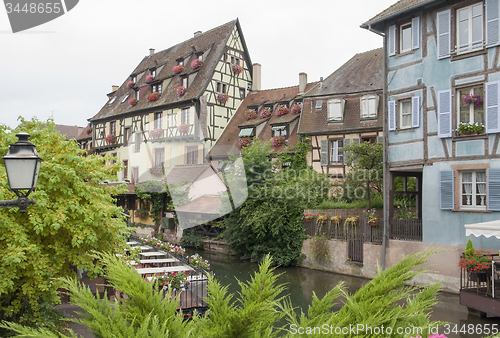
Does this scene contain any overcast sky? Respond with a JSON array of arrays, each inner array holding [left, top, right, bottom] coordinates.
[[0, 0, 395, 129]]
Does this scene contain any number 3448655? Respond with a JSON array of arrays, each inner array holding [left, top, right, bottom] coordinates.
[[5, 3, 62, 14]]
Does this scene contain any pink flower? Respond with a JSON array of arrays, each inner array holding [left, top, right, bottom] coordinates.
[[49, 267, 52, 270]]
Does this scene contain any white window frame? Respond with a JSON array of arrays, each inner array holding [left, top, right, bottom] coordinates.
[[154, 112, 163, 130], [460, 170, 487, 210], [327, 99, 345, 122], [154, 148, 165, 168], [456, 85, 484, 126], [330, 140, 344, 164], [456, 2, 484, 54], [109, 121, 116, 135], [152, 83, 162, 94], [181, 108, 190, 125], [167, 113, 176, 127], [400, 99, 412, 129], [272, 125, 288, 139], [315, 100, 323, 110], [360, 95, 379, 119], [400, 22, 412, 53]]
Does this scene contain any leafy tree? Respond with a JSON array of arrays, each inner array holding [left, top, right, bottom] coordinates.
[[224, 139, 330, 266], [341, 141, 383, 209], [0, 118, 129, 327], [0, 250, 442, 337]]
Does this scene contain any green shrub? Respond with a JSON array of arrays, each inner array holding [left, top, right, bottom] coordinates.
[[180, 230, 204, 249]]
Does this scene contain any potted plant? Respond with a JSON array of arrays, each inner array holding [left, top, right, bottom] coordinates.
[[188, 254, 210, 270], [459, 239, 492, 283], [316, 213, 327, 224], [238, 137, 252, 148], [127, 80, 135, 88], [149, 128, 163, 139], [191, 58, 202, 69], [457, 122, 484, 136], [271, 135, 286, 147], [146, 92, 160, 102], [275, 105, 290, 117], [244, 109, 257, 120], [231, 63, 243, 75], [146, 74, 155, 83], [128, 98, 138, 106], [461, 93, 483, 107], [330, 215, 342, 226], [303, 213, 313, 222], [176, 86, 187, 96], [291, 103, 302, 114], [260, 107, 272, 118], [104, 134, 117, 144], [177, 123, 190, 135], [154, 271, 190, 292], [344, 215, 359, 227], [134, 208, 149, 218], [149, 166, 164, 176], [173, 64, 184, 74], [365, 208, 379, 226], [217, 92, 229, 104]]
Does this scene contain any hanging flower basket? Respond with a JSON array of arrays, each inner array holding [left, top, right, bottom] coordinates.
[[244, 109, 257, 120], [146, 74, 155, 83], [105, 134, 117, 144], [127, 81, 135, 88], [173, 64, 184, 74], [176, 86, 187, 96], [291, 103, 302, 114], [344, 215, 359, 227], [177, 123, 190, 135], [316, 213, 327, 224], [146, 92, 160, 102], [128, 98, 138, 106], [149, 166, 164, 176], [238, 137, 252, 148], [260, 107, 272, 118], [191, 58, 202, 69], [85, 126, 92, 136], [304, 213, 313, 221], [231, 63, 244, 75], [217, 92, 229, 104], [275, 105, 290, 117], [149, 128, 163, 139], [330, 215, 342, 226], [271, 135, 286, 147], [461, 94, 483, 107]]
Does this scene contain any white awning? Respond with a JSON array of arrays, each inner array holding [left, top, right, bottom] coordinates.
[[238, 128, 253, 137], [465, 220, 500, 239]]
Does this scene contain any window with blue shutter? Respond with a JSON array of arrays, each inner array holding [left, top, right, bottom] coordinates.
[[388, 100, 396, 131], [320, 139, 328, 166], [412, 17, 420, 50], [438, 90, 452, 138], [488, 168, 500, 210], [388, 25, 396, 56], [412, 96, 420, 128], [486, 80, 500, 133], [486, 0, 500, 48], [437, 10, 451, 59], [440, 170, 454, 210]]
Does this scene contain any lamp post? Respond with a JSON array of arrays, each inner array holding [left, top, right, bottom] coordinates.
[[0, 132, 42, 213]]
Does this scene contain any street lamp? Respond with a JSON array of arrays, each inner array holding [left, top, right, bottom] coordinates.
[[1, 132, 42, 213]]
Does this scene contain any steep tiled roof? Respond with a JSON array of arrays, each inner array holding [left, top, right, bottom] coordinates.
[[298, 49, 383, 134], [54, 124, 83, 139], [209, 82, 317, 159], [361, 0, 435, 28], [164, 163, 212, 186], [90, 20, 243, 122]]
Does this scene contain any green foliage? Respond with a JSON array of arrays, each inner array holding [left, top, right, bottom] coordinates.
[[179, 230, 204, 249], [1, 250, 443, 337], [224, 139, 330, 266], [0, 118, 129, 326], [465, 238, 475, 257], [276, 136, 310, 170], [310, 235, 329, 261]]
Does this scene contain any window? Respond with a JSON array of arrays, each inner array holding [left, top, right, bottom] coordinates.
[[457, 3, 483, 53], [154, 148, 165, 167], [221, 53, 226, 62], [124, 128, 131, 146], [131, 167, 139, 184], [388, 96, 420, 131], [457, 85, 484, 125], [327, 99, 345, 122], [177, 59, 184, 66], [135, 132, 141, 153], [151, 69, 156, 77], [167, 113, 176, 127], [122, 94, 129, 103], [388, 17, 420, 56], [109, 121, 116, 135], [238, 128, 254, 137], [181, 108, 190, 125], [152, 83, 162, 94], [315, 100, 323, 110], [135, 90, 139, 100], [123, 160, 128, 179], [400, 100, 412, 129], [330, 140, 344, 164], [239, 88, 245, 99], [108, 97, 116, 104], [198, 54, 203, 62], [361, 95, 379, 119], [186, 146, 198, 165], [400, 22, 412, 53], [461, 171, 486, 209], [217, 82, 227, 93], [154, 112, 163, 130], [182, 76, 188, 88], [271, 125, 288, 139], [362, 137, 376, 144]]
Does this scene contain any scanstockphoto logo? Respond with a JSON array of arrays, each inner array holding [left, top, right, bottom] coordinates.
[[3, 0, 78, 33]]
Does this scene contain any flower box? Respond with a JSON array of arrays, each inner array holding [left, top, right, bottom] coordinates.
[[191, 58, 202, 69], [149, 128, 163, 139], [271, 135, 286, 147], [304, 213, 313, 221], [127, 81, 135, 88], [275, 105, 290, 117], [457, 122, 484, 135], [231, 63, 243, 75], [244, 109, 257, 120], [291, 103, 302, 114], [146, 74, 155, 83], [316, 213, 327, 224], [344, 215, 359, 227], [134, 209, 149, 218], [238, 137, 252, 148], [173, 64, 184, 74], [149, 166, 164, 176], [330, 215, 342, 226], [146, 92, 160, 102], [177, 124, 190, 135], [217, 92, 229, 104], [176, 86, 187, 96], [128, 98, 138, 106], [105, 134, 117, 144], [369, 220, 379, 226], [260, 107, 272, 118]]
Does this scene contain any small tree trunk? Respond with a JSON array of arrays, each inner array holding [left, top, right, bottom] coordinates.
[[366, 179, 371, 209]]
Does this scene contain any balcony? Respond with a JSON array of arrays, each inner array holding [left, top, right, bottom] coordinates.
[[148, 125, 198, 142]]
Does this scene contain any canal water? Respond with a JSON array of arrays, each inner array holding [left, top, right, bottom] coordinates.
[[200, 250, 500, 338]]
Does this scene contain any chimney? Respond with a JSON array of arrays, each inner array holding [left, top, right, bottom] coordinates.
[[194, 31, 202, 37], [298, 72, 307, 94], [319, 77, 324, 88], [149, 48, 155, 56], [252, 63, 261, 91], [112, 85, 119, 92]]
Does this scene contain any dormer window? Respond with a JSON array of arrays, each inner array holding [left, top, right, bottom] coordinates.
[[135, 90, 140, 100], [271, 125, 288, 139], [315, 100, 323, 110], [152, 83, 162, 94], [197, 53, 203, 62], [177, 59, 184, 66], [151, 69, 156, 77], [108, 97, 116, 104], [238, 128, 254, 137], [360, 95, 379, 119], [327, 99, 345, 122], [217, 82, 227, 93], [182, 76, 188, 88]]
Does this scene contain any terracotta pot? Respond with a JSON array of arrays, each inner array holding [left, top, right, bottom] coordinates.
[[369, 221, 379, 226]]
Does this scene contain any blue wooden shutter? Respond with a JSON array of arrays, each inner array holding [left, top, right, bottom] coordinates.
[[488, 168, 500, 210], [486, 80, 500, 133], [438, 90, 452, 138], [437, 10, 451, 59], [388, 25, 396, 56], [388, 100, 396, 131], [320, 139, 328, 166], [412, 96, 420, 128], [440, 170, 454, 210], [486, 0, 500, 48], [412, 17, 420, 50], [343, 138, 350, 164]]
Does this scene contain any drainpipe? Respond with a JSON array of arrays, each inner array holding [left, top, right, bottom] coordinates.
[[368, 24, 388, 270]]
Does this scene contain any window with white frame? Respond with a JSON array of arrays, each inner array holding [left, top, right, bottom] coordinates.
[[315, 100, 323, 110], [461, 171, 486, 209], [400, 99, 412, 129], [271, 125, 288, 139], [457, 3, 483, 53], [388, 16, 420, 56], [152, 83, 162, 94], [330, 140, 344, 164], [131, 166, 139, 184], [154, 112, 163, 130], [186, 146, 198, 165], [400, 22, 412, 53], [167, 113, 176, 127], [109, 121, 116, 135], [327, 99, 345, 122], [154, 148, 165, 167], [360, 95, 379, 119], [182, 76, 188, 88], [457, 85, 484, 125], [217, 82, 227, 93], [181, 108, 190, 125]]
